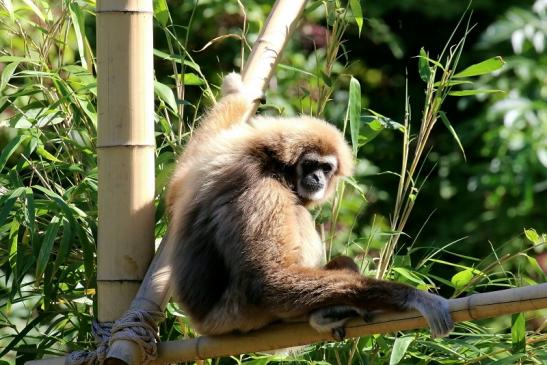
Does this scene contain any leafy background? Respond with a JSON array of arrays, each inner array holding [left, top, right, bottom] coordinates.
[[0, 0, 546, 364]]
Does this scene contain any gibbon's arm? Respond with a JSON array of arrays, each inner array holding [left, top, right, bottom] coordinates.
[[194, 73, 257, 136], [196, 94, 251, 135], [258, 266, 453, 338]]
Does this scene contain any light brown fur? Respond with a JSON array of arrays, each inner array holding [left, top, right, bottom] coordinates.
[[167, 73, 454, 338]]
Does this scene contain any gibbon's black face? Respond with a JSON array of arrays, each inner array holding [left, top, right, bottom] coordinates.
[[296, 152, 337, 201]]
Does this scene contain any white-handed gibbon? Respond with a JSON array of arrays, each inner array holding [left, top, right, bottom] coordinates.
[[167, 73, 454, 339]]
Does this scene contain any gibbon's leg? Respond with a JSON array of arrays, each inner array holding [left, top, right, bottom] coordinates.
[[260, 266, 453, 338], [310, 256, 372, 340]]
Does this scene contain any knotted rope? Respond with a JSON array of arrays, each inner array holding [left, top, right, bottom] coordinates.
[[67, 309, 165, 365]]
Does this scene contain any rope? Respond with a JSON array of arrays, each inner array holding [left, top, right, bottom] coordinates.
[[67, 309, 165, 365]]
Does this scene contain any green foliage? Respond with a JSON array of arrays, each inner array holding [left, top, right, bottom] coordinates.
[[1, 0, 546, 364]]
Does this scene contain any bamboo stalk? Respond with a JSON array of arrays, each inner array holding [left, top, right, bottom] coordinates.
[[96, 0, 155, 364], [25, 284, 547, 365], [240, 0, 308, 120]]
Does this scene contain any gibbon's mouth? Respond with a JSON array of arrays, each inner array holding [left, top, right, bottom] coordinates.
[[298, 181, 326, 200]]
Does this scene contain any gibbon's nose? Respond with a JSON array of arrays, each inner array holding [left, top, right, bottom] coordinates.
[[311, 172, 321, 183]]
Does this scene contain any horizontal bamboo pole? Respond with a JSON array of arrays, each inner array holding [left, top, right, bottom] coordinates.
[[25, 283, 547, 365]]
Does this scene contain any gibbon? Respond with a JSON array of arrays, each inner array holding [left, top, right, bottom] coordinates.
[[167, 73, 454, 339]]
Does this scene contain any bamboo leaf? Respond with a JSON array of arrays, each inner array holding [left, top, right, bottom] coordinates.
[[449, 89, 504, 96], [349, 0, 363, 36], [154, 81, 178, 112], [0, 61, 20, 93], [439, 111, 466, 161], [453, 56, 505, 78], [451, 268, 476, 288], [348, 76, 361, 156], [68, 2, 87, 69], [52, 218, 73, 277], [36, 145, 61, 162], [524, 228, 541, 245], [511, 313, 526, 353], [418, 47, 431, 82], [0, 187, 25, 228], [21, 0, 45, 22], [24, 187, 35, 235], [390, 336, 414, 365], [3, 0, 14, 20], [433, 79, 473, 87], [182, 72, 205, 86], [35, 216, 61, 281], [0, 134, 27, 172], [153, 0, 170, 26]]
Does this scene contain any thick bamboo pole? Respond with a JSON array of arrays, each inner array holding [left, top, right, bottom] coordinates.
[[96, 0, 155, 364], [25, 284, 547, 365], [102, 1, 308, 364]]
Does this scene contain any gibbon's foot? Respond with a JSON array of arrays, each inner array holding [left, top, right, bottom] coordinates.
[[309, 305, 364, 341], [362, 310, 374, 323], [221, 72, 265, 103], [332, 327, 346, 341]]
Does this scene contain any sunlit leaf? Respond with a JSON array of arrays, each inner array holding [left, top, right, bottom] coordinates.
[[182, 72, 205, 86], [154, 81, 178, 113], [348, 76, 361, 156], [524, 228, 542, 245], [453, 56, 505, 78], [511, 313, 526, 353], [349, 0, 363, 36], [153, 0, 170, 26], [68, 2, 87, 69], [449, 89, 504, 96], [36, 146, 61, 162], [0, 61, 20, 93], [418, 47, 431, 82], [451, 268, 474, 288], [390, 336, 414, 365]]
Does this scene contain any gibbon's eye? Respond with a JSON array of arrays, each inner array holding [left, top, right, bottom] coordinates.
[[321, 163, 333, 174], [301, 160, 318, 174]]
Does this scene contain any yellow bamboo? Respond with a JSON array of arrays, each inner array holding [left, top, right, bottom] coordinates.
[[25, 284, 547, 365], [96, 0, 155, 364], [101, 1, 308, 364], [240, 0, 308, 120]]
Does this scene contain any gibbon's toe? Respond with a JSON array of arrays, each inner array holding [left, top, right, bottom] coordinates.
[[331, 327, 346, 341]]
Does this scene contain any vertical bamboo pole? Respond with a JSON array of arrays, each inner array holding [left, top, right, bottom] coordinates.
[[96, 0, 155, 364]]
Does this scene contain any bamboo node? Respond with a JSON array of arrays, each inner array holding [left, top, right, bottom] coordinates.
[[466, 294, 478, 320]]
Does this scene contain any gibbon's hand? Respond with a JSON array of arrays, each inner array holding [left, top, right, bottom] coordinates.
[[221, 72, 265, 103], [407, 290, 454, 338]]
